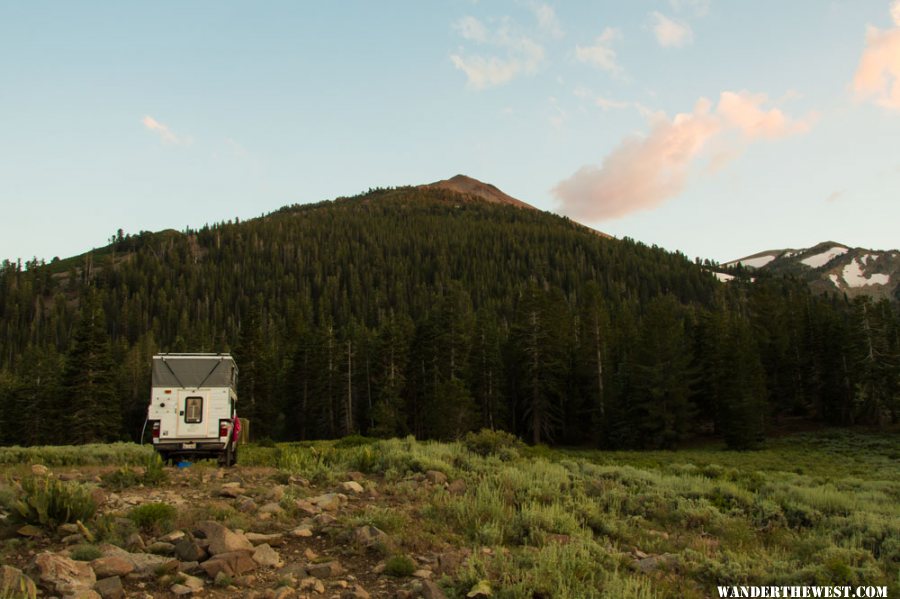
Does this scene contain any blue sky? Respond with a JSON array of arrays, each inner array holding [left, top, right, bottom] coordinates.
[[1, 0, 898, 264]]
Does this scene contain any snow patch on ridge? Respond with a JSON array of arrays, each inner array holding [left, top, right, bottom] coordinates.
[[727, 254, 776, 269], [842, 259, 890, 288], [800, 246, 848, 268]]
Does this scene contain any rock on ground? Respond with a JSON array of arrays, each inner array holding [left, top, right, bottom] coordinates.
[[199, 550, 257, 578], [252, 543, 284, 568], [33, 552, 96, 596], [196, 520, 254, 555], [89, 556, 133, 579], [93, 576, 124, 599], [306, 560, 343, 579]]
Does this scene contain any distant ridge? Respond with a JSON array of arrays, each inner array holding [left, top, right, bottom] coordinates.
[[420, 174, 611, 238], [420, 174, 536, 210], [719, 241, 900, 302]]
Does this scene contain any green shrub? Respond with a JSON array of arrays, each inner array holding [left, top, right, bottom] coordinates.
[[464, 428, 523, 459], [101, 467, 141, 491], [128, 502, 176, 533], [142, 453, 168, 486], [333, 434, 377, 448], [383, 554, 417, 577], [10, 476, 97, 529], [70, 544, 103, 561]]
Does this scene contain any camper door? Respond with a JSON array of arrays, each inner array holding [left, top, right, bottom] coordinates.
[[176, 390, 209, 438]]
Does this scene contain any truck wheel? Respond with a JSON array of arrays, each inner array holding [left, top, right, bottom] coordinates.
[[218, 445, 235, 467]]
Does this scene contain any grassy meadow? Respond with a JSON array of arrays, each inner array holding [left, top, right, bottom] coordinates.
[[0, 430, 897, 598]]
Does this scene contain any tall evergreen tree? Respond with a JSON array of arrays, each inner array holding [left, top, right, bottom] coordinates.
[[59, 294, 121, 444]]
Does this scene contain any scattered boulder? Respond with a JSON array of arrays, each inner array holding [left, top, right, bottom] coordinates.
[[251, 544, 283, 568], [278, 563, 308, 580], [425, 471, 447, 485], [308, 493, 344, 512], [33, 552, 96, 596], [199, 550, 257, 578], [293, 499, 319, 515], [125, 553, 175, 575], [170, 583, 194, 595], [237, 498, 258, 512], [174, 538, 208, 562], [353, 525, 389, 547], [178, 561, 201, 574], [182, 574, 204, 592], [30, 464, 49, 476], [306, 560, 343, 579], [299, 577, 325, 594], [289, 525, 313, 538], [196, 521, 254, 555], [125, 532, 145, 551], [413, 569, 432, 579], [89, 557, 134, 579], [272, 586, 296, 599], [0, 565, 37, 599], [258, 502, 284, 515], [147, 541, 176, 555], [158, 530, 186, 543], [313, 513, 337, 527], [341, 584, 370, 599], [93, 576, 124, 599], [341, 481, 364, 494], [268, 486, 287, 502], [218, 486, 244, 498]]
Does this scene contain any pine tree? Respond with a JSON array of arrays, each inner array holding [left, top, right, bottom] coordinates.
[[627, 296, 693, 449], [59, 294, 121, 444]]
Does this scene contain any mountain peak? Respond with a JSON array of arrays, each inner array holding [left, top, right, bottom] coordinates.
[[420, 175, 536, 210]]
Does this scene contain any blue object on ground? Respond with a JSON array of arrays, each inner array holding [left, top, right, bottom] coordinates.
[[177, 461, 192, 468]]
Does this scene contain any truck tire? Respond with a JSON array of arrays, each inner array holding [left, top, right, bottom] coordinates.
[[218, 444, 236, 467]]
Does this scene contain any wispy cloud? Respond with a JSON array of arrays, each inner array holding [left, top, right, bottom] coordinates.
[[575, 27, 622, 74], [450, 16, 545, 89], [142, 116, 184, 144], [532, 3, 563, 38], [553, 91, 814, 221], [595, 95, 630, 110], [852, 1, 900, 110], [650, 12, 694, 48]]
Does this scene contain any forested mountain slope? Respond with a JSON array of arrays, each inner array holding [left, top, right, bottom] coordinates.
[[0, 183, 897, 449]]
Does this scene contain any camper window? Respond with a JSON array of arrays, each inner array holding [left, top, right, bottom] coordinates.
[[185, 396, 203, 423]]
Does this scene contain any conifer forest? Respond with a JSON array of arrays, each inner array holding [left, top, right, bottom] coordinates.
[[1, 188, 897, 449]]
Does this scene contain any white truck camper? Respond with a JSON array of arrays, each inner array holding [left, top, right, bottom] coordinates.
[[148, 353, 239, 466]]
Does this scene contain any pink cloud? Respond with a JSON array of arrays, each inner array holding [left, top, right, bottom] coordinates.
[[717, 91, 812, 138], [142, 115, 181, 144], [852, 14, 900, 110], [553, 91, 813, 221]]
